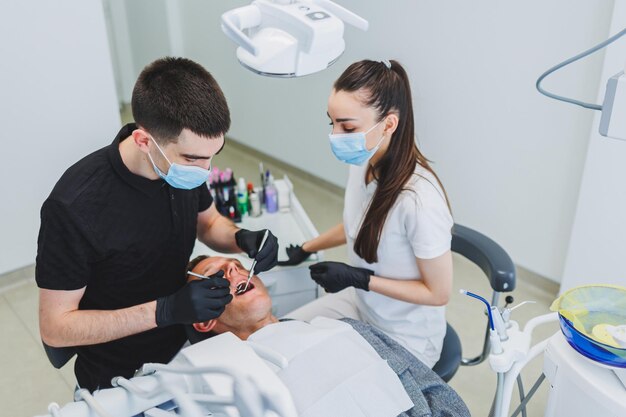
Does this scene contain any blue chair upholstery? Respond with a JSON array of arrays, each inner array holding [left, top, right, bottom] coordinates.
[[43, 342, 76, 369], [432, 323, 462, 382]]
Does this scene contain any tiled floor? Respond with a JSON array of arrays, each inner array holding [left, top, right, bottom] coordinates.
[[1, 126, 560, 417]]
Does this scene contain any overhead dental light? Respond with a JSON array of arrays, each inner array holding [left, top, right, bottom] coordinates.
[[221, 0, 368, 78], [537, 27, 626, 140]]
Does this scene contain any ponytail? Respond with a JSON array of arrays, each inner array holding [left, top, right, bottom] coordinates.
[[334, 60, 450, 263]]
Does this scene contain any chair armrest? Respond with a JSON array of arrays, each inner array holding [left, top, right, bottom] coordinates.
[[451, 224, 516, 292], [43, 342, 76, 369]]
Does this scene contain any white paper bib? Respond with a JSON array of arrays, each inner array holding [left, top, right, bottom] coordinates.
[[248, 317, 413, 417]]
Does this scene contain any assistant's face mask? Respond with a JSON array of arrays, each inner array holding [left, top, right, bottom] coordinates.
[[147, 135, 211, 190], [328, 121, 385, 166]]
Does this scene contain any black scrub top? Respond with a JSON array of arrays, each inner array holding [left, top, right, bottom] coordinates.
[[36, 123, 213, 390]]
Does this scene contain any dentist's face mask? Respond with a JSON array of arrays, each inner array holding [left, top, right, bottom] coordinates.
[[328, 121, 385, 166], [147, 135, 211, 190]]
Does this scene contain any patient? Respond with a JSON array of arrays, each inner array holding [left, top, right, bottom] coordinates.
[[186, 256, 470, 417]]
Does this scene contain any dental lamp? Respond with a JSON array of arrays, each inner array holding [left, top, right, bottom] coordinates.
[[537, 27, 626, 140], [221, 0, 368, 77]]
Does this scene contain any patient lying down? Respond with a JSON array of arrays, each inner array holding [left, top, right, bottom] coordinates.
[[186, 256, 470, 417]]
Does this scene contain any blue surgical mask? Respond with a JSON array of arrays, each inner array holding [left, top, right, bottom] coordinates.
[[328, 121, 385, 166], [147, 136, 211, 190]]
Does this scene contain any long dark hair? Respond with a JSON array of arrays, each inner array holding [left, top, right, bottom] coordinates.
[[334, 60, 451, 263]]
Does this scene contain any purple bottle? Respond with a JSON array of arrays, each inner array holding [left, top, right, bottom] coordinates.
[[265, 174, 278, 213]]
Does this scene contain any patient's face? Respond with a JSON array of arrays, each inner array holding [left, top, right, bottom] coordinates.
[[189, 257, 273, 330]]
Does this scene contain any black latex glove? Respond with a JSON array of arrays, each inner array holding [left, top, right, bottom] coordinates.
[[235, 229, 279, 274], [155, 272, 233, 327], [308, 261, 374, 293], [277, 244, 314, 266]]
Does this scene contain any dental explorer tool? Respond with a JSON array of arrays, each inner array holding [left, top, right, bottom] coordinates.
[[237, 230, 270, 294], [187, 271, 213, 280]]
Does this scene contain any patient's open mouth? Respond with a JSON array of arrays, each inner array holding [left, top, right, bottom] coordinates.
[[235, 281, 255, 295]]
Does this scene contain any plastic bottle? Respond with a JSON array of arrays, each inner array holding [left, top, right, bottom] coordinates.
[[246, 182, 254, 213], [249, 191, 261, 217], [262, 169, 270, 207], [237, 177, 248, 215], [265, 174, 278, 213]]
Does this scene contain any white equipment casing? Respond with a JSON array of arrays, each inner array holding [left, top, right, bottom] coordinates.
[[543, 332, 626, 417], [35, 333, 298, 417], [221, 0, 368, 77], [488, 321, 531, 373]]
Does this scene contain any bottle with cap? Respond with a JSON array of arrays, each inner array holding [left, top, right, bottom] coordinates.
[[265, 174, 278, 213], [247, 182, 254, 212], [237, 177, 248, 216], [249, 190, 261, 217]]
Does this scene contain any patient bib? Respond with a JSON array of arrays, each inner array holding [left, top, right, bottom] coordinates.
[[248, 317, 413, 417]]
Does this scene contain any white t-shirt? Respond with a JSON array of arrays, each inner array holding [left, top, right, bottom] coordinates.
[[343, 163, 453, 367]]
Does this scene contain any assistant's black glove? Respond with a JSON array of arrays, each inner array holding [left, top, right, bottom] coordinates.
[[155, 272, 233, 327], [277, 244, 314, 266], [235, 228, 279, 274], [308, 261, 373, 293]]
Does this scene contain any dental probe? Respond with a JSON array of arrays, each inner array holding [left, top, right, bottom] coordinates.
[[238, 230, 270, 294], [186, 271, 213, 280], [187, 271, 231, 291]]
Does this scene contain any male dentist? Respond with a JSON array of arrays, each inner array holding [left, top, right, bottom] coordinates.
[[36, 57, 279, 391]]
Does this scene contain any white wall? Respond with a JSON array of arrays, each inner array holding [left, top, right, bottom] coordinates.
[[109, 1, 615, 283], [561, 1, 626, 292], [104, 0, 180, 104], [125, 0, 173, 85], [103, 0, 136, 104], [0, 0, 120, 274], [174, 0, 614, 283]]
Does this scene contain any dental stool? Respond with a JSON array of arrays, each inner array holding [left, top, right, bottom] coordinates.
[[432, 224, 516, 382]]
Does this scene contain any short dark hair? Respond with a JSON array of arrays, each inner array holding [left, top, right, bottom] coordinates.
[[186, 255, 209, 278], [132, 57, 231, 143]]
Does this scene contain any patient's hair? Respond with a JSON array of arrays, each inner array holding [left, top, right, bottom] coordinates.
[[186, 255, 209, 277], [132, 57, 231, 144]]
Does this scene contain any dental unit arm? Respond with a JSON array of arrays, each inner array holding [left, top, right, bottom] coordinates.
[[221, 0, 368, 77], [537, 27, 626, 140], [461, 289, 558, 417], [37, 332, 297, 417]]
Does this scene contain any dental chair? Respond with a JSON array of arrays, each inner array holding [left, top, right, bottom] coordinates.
[[432, 224, 516, 382], [42, 223, 516, 383]]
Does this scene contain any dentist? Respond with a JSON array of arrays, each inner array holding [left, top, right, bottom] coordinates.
[[282, 60, 453, 368], [36, 57, 279, 391]]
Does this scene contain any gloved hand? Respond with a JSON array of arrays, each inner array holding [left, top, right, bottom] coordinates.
[[277, 244, 314, 266], [155, 272, 233, 327], [235, 229, 279, 274], [308, 261, 374, 293]]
